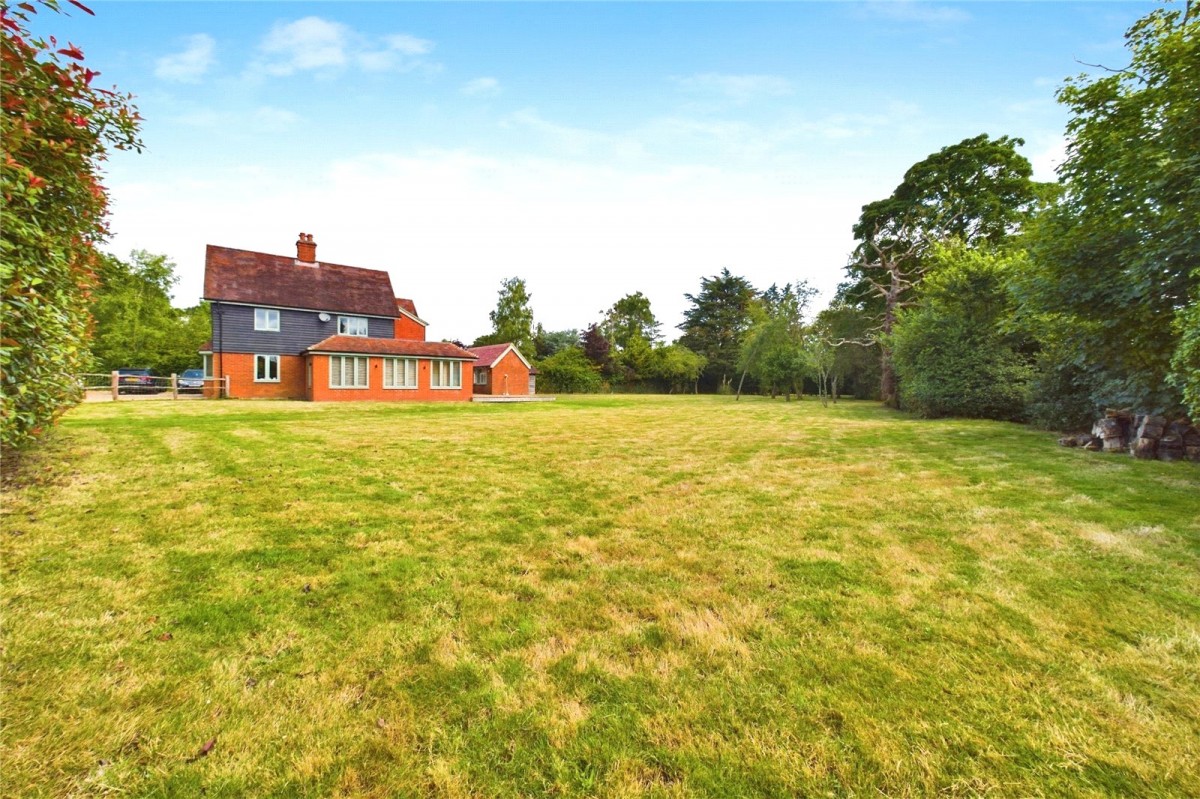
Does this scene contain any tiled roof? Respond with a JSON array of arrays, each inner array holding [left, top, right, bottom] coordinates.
[[204, 244, 399, 318], [305, 336, 478, 360], [468, 343, 534, 371], [395, 298, 421, 319], [198, 340, 213, 352], [466, 343, 512, 368]]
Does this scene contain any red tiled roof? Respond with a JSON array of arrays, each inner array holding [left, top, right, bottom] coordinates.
[[466, 343, 512, 368], [468, 343, 535, 371], [395, 298, 421, 319], [204, 244, 399, 318], [305, 336, 478, 360], [198, 340, 213, 352]]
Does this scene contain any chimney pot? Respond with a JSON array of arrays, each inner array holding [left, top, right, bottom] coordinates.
[[296, 232, 317, 263]]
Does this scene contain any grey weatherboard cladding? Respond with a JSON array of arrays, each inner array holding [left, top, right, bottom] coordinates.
[[210, 303, 394, 356]]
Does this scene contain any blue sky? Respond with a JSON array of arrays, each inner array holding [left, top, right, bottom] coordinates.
[[42, 1, 1154, 342]]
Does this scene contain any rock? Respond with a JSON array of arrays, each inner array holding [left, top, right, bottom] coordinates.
[[1059, 436, 1078, 447], [1133, 437, 1158, 459], [1095, 418, 1123, 440], [1158, 434, 1184, 461], [1102, 436, 1126, 452], [1185, 445, 1200, 462], [1083, 437, 1104, 451], [1136, 415, 1167, 440], [1075, 433, 1095, 448]]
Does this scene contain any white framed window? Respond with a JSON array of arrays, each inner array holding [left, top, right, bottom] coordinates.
[[338, 316, 369, 337], [329, 355, 369, 388], [254, 354, 280, 382], [202, 353, 214, 378], [254, 308, 280, 331], [473, 368, 487, 385], [383, 358, 418, 389], [430, 359, 461, 389]]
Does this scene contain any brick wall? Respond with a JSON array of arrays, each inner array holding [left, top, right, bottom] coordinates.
[[215, 352, 306, 399], [394, 316, 426, 341], [485, 349, 532, 396], [306, 354, 473, 402]]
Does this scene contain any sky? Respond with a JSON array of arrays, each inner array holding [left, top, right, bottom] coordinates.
[[40, 0, 1155, 343]]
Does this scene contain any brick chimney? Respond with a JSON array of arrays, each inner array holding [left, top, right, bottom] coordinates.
[[296, 232, 316, 264]]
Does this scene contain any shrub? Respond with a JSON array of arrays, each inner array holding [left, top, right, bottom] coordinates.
[[891, 245, 1033, 421], [535, 347, 601, 393]]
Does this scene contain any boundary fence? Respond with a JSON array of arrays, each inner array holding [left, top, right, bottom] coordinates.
[[78, 372, 229, 402]]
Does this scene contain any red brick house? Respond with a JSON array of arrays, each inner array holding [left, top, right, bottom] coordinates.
[[201, 234, 476, 401], [467, 343, 537, 396]]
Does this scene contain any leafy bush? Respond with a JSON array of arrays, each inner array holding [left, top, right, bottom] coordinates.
[[1, 0, 141, 455], [891, 246, 1033, 421], [535, 347, 601, 393]]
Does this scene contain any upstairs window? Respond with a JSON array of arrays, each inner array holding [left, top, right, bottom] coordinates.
[[254, 308, 280, 331], [338, 316, 369, 337]]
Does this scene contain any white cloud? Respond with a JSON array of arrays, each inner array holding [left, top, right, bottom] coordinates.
[[384, 34, 434, 56], [155, 34, 215, 83], [462, 77, 501, 97], [258, 16, 349, 76], [253, 17, 436, 76], [862, 1, 970, 25], [674, 73, 793, 102]]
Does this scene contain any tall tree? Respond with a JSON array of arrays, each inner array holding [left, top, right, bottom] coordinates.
[[479, 276, 535, 356], [601, 291, 661, 350], [844, 134, 1040, 405], [678, 269, 757, 392], [1, 0, 141, 454], [1021, 3, 1199, 413]]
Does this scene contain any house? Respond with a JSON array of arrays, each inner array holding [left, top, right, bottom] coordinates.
[[467, 342, 537, 396], [200, 233, 476, 401]]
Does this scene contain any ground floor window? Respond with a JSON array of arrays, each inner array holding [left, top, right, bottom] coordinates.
[[474, 368, 488, 386], [383, 357, 418, 389], [203, 353, 213, 378], [254, 354, 279, 382], [430, 359, 462, 389], [330, 355, 369, 388]]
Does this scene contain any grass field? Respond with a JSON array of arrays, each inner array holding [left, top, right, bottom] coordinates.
[[2, 396, 1199, 797]]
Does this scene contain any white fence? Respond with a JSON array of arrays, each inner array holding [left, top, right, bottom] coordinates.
[[78, 372, 229, 401]]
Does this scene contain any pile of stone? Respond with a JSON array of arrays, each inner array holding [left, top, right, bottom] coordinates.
[[1059, 410, 1200, 462]]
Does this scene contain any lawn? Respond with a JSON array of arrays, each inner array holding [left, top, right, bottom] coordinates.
[[2, 395, 1199, 798]]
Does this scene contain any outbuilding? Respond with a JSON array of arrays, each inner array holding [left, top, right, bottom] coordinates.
[[467, 343, 537, 396]]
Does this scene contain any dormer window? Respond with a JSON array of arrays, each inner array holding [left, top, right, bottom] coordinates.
[[338, 316, 369, 337], [254, 308, 280, 331]]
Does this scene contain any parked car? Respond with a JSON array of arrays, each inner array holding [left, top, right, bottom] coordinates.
[[178, 368, 205, 392], [116, 368, 157, 394]]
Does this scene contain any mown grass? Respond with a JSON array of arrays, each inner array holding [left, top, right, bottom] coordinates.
[[2, 395, 1198, 798]]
